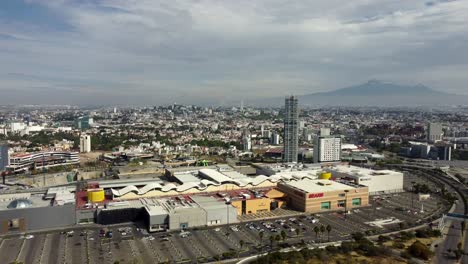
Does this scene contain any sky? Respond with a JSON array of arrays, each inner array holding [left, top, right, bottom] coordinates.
[[0, 0, 468, 105]]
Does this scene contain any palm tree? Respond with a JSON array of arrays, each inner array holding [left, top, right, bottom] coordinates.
[[326, 225, 332, 242], [259, 231, 264, 245], [275, 234, 281, 246], [295, 228, 300, 237], [320, 225, 325, 243], [269, 235, 275, 248], [280, 230, 287, 242], [239, 239, 244, 250], [313, 226, 319, 241], [238, 239, 244, 258]]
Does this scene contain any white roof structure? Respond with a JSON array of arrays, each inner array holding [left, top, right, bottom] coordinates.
[[110, 168, 323, 197], [285, 179, 355, 193], [330, 165, 403, 179]]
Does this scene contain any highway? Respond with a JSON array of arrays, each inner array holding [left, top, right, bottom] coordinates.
[[388, 164, 467, 264]]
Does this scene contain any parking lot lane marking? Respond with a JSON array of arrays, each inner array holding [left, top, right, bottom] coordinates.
[[133, 236, 156, 263], [172, 234, 199, 261], [15, 237, 27, 262], [0, 238, 21, 264], [192, 230, 220, 257], [20, 233, 43, 264], [238, 226, 259, 245], [208, 229, 237, 252], [145, 238, 166, 262], [167, 237, 186, 261], [201, 229, 228, 253]]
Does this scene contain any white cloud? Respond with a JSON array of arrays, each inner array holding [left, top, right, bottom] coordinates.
[[1, 0, 468, 105]]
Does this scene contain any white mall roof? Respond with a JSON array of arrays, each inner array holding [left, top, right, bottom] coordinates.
[[284, 179, 355, 193], [330, 165, 403, 178]]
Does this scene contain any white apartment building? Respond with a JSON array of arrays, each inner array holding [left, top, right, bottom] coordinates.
[[80, 134, 92, 153], [313, 136, 341, 163]]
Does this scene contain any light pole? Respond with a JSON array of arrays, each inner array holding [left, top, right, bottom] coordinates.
[[226, 200, 231, 237], [411, 181, 416, 210], [344, 190, 349, 220]]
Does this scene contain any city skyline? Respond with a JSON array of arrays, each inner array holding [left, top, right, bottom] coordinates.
[[1, 1, 468, 105]]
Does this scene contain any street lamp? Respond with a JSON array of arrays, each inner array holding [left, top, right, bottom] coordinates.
[[226, 200, 231, 237], [411, 181, 416, 210]]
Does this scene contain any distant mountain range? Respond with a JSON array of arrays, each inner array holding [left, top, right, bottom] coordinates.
[[252, 80, 467, 107]]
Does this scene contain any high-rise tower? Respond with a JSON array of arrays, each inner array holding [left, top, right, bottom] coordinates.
[[283, 96, 298, 162]]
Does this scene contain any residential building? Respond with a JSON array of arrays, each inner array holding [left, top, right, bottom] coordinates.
[[283, 96, 299, 162], [313, 136, 342, 163], [80, 134, 92, 153], [427, 122, 443, 143]]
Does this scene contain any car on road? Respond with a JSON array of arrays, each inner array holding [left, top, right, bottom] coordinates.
[[25, 235, 34, 240], [180, 231, 191, 238]]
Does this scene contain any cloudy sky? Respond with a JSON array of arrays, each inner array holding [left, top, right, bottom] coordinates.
[[1, 0, 467, 105]]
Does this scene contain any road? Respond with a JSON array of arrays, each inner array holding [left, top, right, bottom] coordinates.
[[388, 164, 467, 264]]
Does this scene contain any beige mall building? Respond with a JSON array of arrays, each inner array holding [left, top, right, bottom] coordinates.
[[278, 179, 369, 213]]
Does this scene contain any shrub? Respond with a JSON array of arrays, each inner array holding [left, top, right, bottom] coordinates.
[[400, 251, 412, 259], [378, 235, 390, 243], [407, 240, 433, 260], [325, 245, 339, 254], [340, 241, 355, 254], [351, 232, 365, 242], [392, 241, 406, 249]]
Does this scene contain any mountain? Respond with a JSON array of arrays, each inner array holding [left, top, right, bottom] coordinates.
[[295, 80, 467, 107]]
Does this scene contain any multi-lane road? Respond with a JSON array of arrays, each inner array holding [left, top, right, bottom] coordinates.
[[389, 164, 467, 264]]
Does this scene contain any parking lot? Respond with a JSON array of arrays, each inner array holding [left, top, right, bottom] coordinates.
[[0, 173, 451, 264]]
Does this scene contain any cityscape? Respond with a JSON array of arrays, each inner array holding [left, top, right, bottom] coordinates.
[[1, 1, 468, 264]]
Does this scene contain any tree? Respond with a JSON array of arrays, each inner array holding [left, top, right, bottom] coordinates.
[[295, 228, 300, 237], [275, 234, 281, 245], [259, 231, 264, 245], [407, 240, 432, 260], [238, 240, 244, 258], [326, 225, 332, 242], [280, 230, 287, 242], [314, 226, 319, 241], [320, 225, 326, 243], [352, 232, 365, 242], [399, 222, 405, 230], [269, 235, 275, 248]]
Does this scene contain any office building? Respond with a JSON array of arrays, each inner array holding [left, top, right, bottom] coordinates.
[[75, 116, 93, 130], [283, 96, 299, 163], [0, 142, 8, 171], [80, 134, 92, 153], [313, 136, 342, 163], [427, 122, 443, 143]]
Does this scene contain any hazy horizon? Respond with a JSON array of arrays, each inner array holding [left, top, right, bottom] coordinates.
[[1, 0, 468, 105]]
